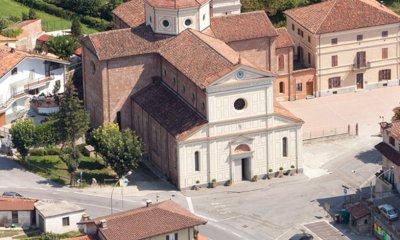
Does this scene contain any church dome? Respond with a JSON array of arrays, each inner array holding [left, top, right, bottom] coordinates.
[[144, 0, 211, 35]]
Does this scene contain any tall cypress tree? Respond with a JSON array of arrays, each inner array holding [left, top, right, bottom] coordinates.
[[71, 18, 83, 39]]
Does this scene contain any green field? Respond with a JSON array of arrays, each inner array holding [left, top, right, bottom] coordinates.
[[0, 0, 96, 33]]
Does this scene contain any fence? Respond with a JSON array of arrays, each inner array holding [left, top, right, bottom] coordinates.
[[303, 123, 359, 141]]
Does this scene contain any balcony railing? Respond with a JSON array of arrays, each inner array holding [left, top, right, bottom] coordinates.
[[352, 62, 370, 70], [0, 90, 28, 113], [24, 75, 54, 90]]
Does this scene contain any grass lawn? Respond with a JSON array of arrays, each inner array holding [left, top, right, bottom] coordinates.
[[0, 0, 97, 34], [0, 230, 25, 238], [22, 154, 116, 186]]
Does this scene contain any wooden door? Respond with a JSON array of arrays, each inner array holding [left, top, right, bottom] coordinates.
[[306, 82, 313, 95], [356, 73, 364, 89], [0, 113, 6, 126]]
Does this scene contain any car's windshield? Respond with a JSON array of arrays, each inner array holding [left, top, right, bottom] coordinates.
[[388, 209, 396, 215]]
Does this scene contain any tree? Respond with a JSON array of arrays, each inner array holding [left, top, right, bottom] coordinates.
[[0, 18, 12, 31], [47, 36, 78, 60], [10, 118, 35, 161], [55, 81, 89, 147], [34, 120, 60, 147], [28, 9, 37, 19], [71, 18, 83, 39], [91, 123, 142, 177], [21, 12, 29, 21], [393, 106, 400, 121], [59, 146, 80, 185]]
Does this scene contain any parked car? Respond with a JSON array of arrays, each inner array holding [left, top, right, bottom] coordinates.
[[378, 204, 398, 221], [2, 192, 23, 197], [289, 233, 313, 240]]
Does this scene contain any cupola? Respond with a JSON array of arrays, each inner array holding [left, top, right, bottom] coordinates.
[[144, 0, 211, 35]]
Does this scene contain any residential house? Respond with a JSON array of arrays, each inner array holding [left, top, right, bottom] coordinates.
[[375, 120, 400, 193], [82, 0, 304, 189], [285, 0, 400, 97], [0, 196, 36, 229], [78, 200, 207, 240], [0, 35, 17, 48], [347, 203, 371, 234], [8, 19, 44, 51], [35, 200, 86, 234], [0, 45, 68, 126]]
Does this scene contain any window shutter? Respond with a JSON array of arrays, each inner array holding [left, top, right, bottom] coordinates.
[[175, 233, 178, 240], [388, 69, 391, 79], [166, 235, 169, 240], [328, 78, 332, 89], [379, 71, 382, 81], [338, 78, 341, 87]]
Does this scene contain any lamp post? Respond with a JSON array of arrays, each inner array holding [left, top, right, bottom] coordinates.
[[110, 170, 132, 214]]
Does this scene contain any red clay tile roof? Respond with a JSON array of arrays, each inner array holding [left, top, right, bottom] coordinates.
[[375, 142, 400, 165], [82, 26, 172, 61], [0, 35, 17, 41], [285, 0, 400, 34], [348, 204, 370, 220], [0, 197, 35, 211], [381, 121, 400, 139], [66, 236, 97, 240], [37, 34, 50, 42], [275, 27, 294, 49], [0, 45, 68, 79], [112, 0, 145, 28], [160, 29, 263, 89], [10, 19, 41, 28], [146, 0, 208, 9], [132, 82, 207, 141], [210, 11, 278, 43], [274, 102, 304, 124], [82, 200, 206, 240]]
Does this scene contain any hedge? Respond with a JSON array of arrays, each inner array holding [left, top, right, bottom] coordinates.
[[15, 0, 111, 31]]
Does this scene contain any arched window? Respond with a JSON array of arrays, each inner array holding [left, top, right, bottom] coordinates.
[[279, 82, 284, 93], [194, 151, 200, 171], [278, 55, 284, 71], [282, 137, 288, 157]]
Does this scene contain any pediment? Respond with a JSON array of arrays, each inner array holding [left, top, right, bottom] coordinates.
[[208, 65, 275, 87]]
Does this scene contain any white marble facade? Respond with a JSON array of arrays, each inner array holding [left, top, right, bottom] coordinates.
[[176, 66, 303, 189]]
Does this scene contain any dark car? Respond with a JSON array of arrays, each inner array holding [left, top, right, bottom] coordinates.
[[290, 233, 314, 240], [2, 192, 23, 197]]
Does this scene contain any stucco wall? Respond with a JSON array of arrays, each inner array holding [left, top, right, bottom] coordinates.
[[0, 211, 32, 228], [228, 38, 271, 71], [148, 228, 194, 240], [37, 211, 83, 234]]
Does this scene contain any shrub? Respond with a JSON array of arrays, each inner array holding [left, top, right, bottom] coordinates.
[[211, 178, 216, 183], [251, 175, 258, 182], [225, 179, 232, 186], [29, 148, 47, 156], [291, 165, 295, 169], [76, 143, 86, 154], [45, 147, 60, 155], [1, 28, 22, 38], [195, 180, 200, 184], [268, 168, 273, 173], [279, 167, 284, 171]]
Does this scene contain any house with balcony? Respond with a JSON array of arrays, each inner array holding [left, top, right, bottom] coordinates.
[[0, 45, 68, 126], [285, 0, 400, 97], [375, 120, 400, 194]]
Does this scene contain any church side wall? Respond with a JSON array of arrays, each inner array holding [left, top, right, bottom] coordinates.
[[82, 47, 107, 127], [105, 54, 160, 128], [228, 38, 270, 71]]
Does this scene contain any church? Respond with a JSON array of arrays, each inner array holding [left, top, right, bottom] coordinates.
[[81, 0, 304, 189]]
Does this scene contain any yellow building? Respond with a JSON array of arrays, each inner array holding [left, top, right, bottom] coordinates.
[[285, 0, 400, 97]]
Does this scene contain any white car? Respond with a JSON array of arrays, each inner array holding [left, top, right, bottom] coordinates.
[[378, 204, 398, 221]]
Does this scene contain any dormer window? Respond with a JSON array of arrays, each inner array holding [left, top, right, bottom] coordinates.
[[11, 68, 17, 75]]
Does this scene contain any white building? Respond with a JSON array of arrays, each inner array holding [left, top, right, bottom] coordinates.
[[0, 45, 68, 126], [35, 200, 85, 234], [0, 196, 36, 229]]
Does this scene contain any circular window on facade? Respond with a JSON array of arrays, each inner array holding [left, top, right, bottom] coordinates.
[[236, 70, 244, 79], [234, 98, 246, 111], [162, 20, 170, 28], [185, 19, 192, 26]]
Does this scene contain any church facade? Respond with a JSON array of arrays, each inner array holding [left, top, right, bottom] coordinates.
[[82, 0, 304, 189]]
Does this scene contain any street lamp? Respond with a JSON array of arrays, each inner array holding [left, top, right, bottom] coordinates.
[[110, 170, 132, 214]]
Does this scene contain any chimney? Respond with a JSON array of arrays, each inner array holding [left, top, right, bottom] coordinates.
[[99, 219, 107, 229], [146, 199, 152, 207], [82, 213, 90, 221]]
